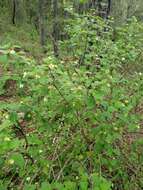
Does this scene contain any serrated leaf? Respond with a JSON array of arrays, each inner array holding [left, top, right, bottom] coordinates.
[[11, 153, 25, 168], [0, 54, 8, 64]]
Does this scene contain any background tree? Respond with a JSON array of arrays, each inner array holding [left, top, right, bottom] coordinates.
[[38, 0, 47, 48], [11, 0, 26, 25]]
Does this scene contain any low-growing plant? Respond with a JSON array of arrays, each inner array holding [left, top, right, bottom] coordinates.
[[0, 15, 143, 190]]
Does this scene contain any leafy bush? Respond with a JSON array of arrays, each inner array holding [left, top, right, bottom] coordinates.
[[0, 16, 143, 190]]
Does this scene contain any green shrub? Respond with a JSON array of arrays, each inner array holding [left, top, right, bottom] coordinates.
[[0, 16, 143, 190]]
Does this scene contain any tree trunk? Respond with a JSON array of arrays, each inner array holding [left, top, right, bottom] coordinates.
[[110, 0, 143, 25], [12, 0, 16, 24], [52, 0, 59, 57], [11, 0, 26, 25], [38, 0, 46, 49]]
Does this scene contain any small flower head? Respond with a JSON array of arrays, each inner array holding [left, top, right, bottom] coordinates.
[[39, 150, 43, 154], [23, 72, 27, 78], [8, 159, 14, 165], [19, 83, 24, 88], [47, 56, 53, 61], [35, 74, 40, 79], [76, 176, 79, 180], [9, 50, 16, 55], [26, 177, 31, 181], [5, 114, 9, 119], [43, 97, 48, 102], [48, 64, 57, 69], [125, 100, 129, 104], [114, 127, 118, 131], [77, 86, 82, 90], [137, 125, 140, 129], [4, 137, 10, 142]]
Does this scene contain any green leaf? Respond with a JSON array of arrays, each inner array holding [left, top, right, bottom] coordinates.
[[79, 0, 88, 4], [79, 181, 88, 190], [0, 120, 11, 132], [52, 182, 64, 189], [24, 184, 36, 190], [11, 153, 25, 168], [40, 182, 52, 190], [64, 181, 76, 190], [0, 54, 8, 64], [86, 95, 95, 109]]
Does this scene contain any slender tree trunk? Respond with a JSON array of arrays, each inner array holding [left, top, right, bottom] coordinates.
[[12, 0, 16, 24], [110, 0, 128, 26], [107, 0, 111, 17], [38, 0, 46, 49], [52, 0, 59, 57], [11, 0, 26, 25]]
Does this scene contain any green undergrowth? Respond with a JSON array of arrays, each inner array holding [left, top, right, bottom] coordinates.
[[0, 16, 143, 190], [0, 14, 44, 58]]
